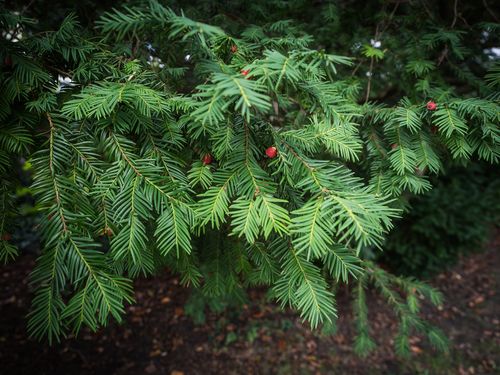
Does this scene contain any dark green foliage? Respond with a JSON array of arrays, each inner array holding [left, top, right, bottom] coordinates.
[[0, 0, 498, 356], [382, 163, 500, 276]]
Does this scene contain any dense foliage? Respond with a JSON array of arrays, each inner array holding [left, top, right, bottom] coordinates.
[[382, 162, 500, 276], [0, 0, 498, 356]]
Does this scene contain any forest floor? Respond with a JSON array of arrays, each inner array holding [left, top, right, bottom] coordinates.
[[0, 235, 499, 375]]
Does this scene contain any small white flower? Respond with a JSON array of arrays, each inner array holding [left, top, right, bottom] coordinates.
[[145, 42, 156, 52], [2, 25, 22, 42], [484, 47, 500, 60], [370, 39, 382, 48], [366, 71, 373, 77], [491, 47, 500, 56], [184, 54, 191, 62], [352, 42, 362, 51], [481, 31, 490, 42], [56, 75, 76, 92], [147, 56, 164, 69]]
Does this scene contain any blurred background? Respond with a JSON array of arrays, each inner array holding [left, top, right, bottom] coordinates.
[[1, 0, 499, 374]]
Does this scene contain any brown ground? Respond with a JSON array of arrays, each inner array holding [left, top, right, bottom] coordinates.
[[0, 236, 499, 375]]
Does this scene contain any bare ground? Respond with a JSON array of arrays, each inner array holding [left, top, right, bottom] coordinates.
[[0, 235, 498, 375]]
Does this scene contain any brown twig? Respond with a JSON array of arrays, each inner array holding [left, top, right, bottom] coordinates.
[[437, 45, 449, 66], [379, 1, 401, 37], [363, 1, 400, 103], [351, 58, 365, 77], [364, 57, 375, 103], [46, 113, 68, 232], [482, 0, 499, 22], [451, 0, 459, 28], [20, 0, 36, 15], [131, 34, 141, 58], [419, 0, 435, 21]]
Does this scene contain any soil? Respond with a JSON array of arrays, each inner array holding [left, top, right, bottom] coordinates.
[[0, 236, 499, 375]]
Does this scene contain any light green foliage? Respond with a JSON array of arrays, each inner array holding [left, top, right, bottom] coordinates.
[[0, 0, 498, 355]]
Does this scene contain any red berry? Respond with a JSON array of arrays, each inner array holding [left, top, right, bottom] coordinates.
[[241, 69, 250, 77], [265, 146, 277, 158], [391, 143, 398, 150], [426, 101, 437, 111], [231, 45, 238, 53], [103, 227, 113, 237], [202, 154, 213, 165], [415, 167, 425, 176], [1, 233, 11, 241]]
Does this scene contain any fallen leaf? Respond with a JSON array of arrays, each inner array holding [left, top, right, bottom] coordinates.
[[278, 339, 286, 351], [145, 362, 157, 374], [410, 345, 422, 354], [161, 296, 171, 304], [174, 307, 184, 317], [149, 349, 161, 357]]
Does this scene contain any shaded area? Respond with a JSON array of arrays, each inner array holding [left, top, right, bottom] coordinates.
[[0, 235, 498, 375]]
